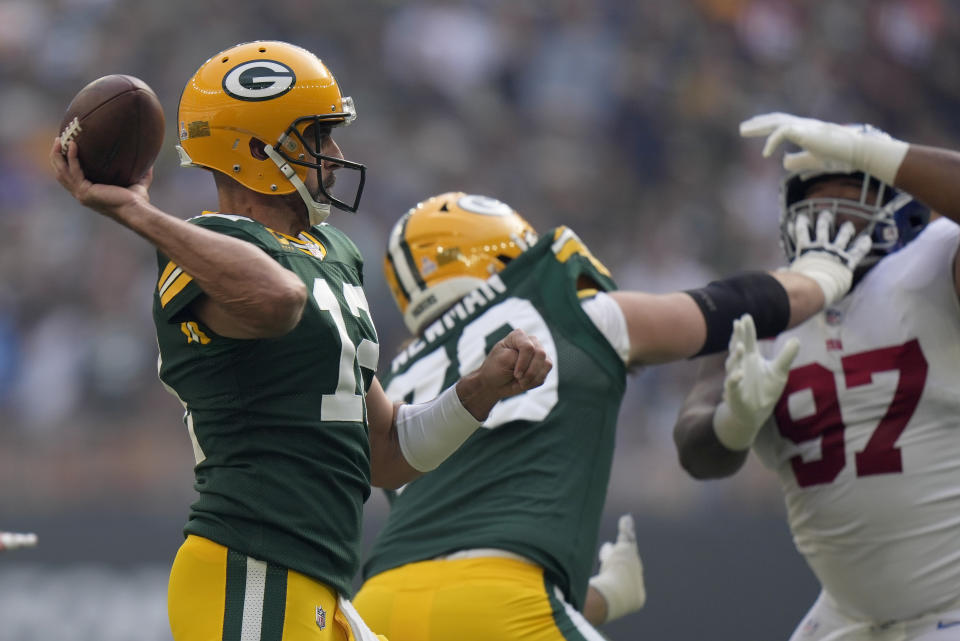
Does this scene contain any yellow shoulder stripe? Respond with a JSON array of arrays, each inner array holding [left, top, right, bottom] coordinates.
[[299, 231, 323, 246], [577, 288, 599, 299], [158, 261, 178, 290], [551, 227, 612, 277], [160, 272, 194, 307]]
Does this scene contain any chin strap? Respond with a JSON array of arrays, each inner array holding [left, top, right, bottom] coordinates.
[[264, 144, 331, 225]]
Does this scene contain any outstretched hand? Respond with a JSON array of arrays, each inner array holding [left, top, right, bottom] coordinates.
[[588, 514, 646, 623], [712, 314, 799, 451], [787, 209, 872, 306], [50, 138, 152, 218]]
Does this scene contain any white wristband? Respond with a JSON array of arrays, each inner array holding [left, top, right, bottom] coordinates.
[[786, 254, 852, 307], [712, 401, 757, 451], [396, 384, 482, 472], [587, 514, 646, 623], [858, 136, 909, 186]]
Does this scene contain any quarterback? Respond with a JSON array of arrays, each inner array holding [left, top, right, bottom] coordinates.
[[353, 186, 873, 640], [674, 114, 960, 640], [51, 41, 550, 641]]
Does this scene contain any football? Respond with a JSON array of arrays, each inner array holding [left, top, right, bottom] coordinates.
[[58, 74, 165, 186]]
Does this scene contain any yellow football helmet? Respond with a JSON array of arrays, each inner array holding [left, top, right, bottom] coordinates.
[[177, 40, 365, 222], [384, 192, 539, 334]]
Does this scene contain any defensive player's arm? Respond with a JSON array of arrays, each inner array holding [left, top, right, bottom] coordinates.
[[895, 146, 960, 226], [673, 313, 800, 478], [368, 329, 551, 489], [672, 352, 747, 478], [51, 139, 306, 338], [739, 113, 960, 297], [893, 147, 960, 297]]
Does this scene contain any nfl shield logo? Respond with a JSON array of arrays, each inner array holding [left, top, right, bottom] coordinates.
[[801, 618, 820, 637], [316, 605, 326, 630], [825, 308, 843, 326]]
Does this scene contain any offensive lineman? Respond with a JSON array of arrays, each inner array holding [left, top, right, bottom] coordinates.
[[51, 41, 551, 641], [674, 114, 960, 640], [352, 188, 873, 640]]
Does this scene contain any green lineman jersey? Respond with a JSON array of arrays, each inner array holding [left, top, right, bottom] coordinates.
[[153, 213, 379, 598], [363, 227, 627, 610]]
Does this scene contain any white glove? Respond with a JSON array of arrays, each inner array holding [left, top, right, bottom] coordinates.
[[787, 209, 872, 306], [0, 531, 38, 551], [740, 112, 909, 185], [588, 514, 646, 623], [713, 314, 799, 451]]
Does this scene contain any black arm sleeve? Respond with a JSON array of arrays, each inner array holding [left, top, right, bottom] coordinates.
[[684, 271, 790, 357]]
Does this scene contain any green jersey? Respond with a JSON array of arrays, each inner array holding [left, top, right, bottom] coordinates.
[[154, 213, 378, 598], [363, 227, 627, 610]]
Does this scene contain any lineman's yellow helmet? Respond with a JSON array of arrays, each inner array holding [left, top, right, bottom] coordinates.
[[177, 40, 365, 221], [384, 192, 539, 334]]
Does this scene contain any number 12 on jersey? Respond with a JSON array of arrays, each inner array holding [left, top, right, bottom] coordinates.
[[312, 278, 379, 422]]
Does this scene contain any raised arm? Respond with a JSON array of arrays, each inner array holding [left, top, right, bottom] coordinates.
[[740, 113, 960, 296], [740, 112, 960, 225], [50, 139, 306, 338], [673, 314, 798, 479], [895, 145, 960, 224]]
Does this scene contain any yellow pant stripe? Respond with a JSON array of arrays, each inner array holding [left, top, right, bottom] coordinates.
[[169, 536, 385, 641]]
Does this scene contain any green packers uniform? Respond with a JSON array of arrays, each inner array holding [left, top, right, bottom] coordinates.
[[360, 227, 626, 615], [154, 212, 379, 599]]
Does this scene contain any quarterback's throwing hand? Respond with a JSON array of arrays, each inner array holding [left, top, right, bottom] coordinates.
[[739, 112, 909, 185], [49, 138, 152, 219], [588, 514, 646, 623], [712, 314, 799, 451]]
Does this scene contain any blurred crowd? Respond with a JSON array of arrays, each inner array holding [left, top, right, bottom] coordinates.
[[1, 0, 958, 518]]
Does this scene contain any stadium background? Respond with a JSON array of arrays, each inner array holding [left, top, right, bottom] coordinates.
[[0, 1, 957, 639]]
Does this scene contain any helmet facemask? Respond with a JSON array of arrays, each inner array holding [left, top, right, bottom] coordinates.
[[266, 111, 366, 222], [780, 171, 930, 276]]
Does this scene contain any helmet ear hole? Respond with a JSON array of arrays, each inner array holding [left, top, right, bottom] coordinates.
[[249, 138, 269, 161]]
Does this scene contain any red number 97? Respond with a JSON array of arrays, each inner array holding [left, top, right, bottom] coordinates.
[[773, 339, 928, 488]]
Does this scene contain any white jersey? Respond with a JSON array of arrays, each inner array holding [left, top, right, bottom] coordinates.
[[753, 218, 960, 623]]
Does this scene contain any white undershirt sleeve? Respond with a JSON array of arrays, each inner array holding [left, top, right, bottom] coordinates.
[[395, 384, 482, 473], [581, 291, 631, 364]]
